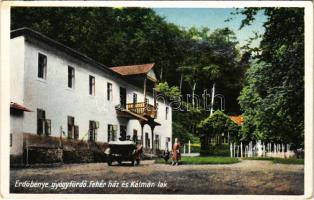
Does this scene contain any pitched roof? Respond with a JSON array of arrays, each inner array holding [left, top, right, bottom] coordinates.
[[229, 115, 244, 126], [111, 63, 155, 76], [10, 102, 32, 112], [11, 27, 119, 78], [10, 28, 158, 95]]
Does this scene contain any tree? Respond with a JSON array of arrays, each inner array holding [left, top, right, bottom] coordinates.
[[177, 64, 220, 107], [178, 27, 246, 114], [238, 8, 304, 147], [198, 110, 240, 145], [155, 82, 180, 100]]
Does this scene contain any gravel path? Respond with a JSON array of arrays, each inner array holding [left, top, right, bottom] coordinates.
[[10, 160, 304, 195]]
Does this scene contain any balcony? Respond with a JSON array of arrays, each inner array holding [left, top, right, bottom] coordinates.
[[126, 102, 157, 119]]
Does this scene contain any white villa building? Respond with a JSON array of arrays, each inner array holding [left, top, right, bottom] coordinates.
[[10, 28, 172, 163]]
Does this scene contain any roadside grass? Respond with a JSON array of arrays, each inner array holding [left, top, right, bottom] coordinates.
[[243, 157, 304, 164], [155, 156, 239, 165]]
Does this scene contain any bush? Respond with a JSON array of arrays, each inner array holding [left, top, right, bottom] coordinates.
[[205, 144, 230, 157]]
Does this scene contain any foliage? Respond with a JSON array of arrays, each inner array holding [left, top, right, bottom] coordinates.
[[155, 156, 239, 164], [155, 82, 180, 100], [172, 101, 206, 144], [172, 122, 191, 144], [237, 8, 304, 147], [198, 110, 240, 142], [179, 27, 247, 113], [207, 143, 230, 157]]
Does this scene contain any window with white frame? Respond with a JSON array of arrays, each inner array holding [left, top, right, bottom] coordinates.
[[89, 75, 95, 96], [108, 124, 117, 142], [107, 82, 112, 101], [89, 120, 99, 142], [68, 66, 75, 88], [67, 116, 75, 139], [133, 93, 137, 104], [37, 109, 51, 136], [38, 53, 47, 79]]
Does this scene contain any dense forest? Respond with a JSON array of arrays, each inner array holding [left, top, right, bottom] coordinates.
[[11, 7, 304, 147]]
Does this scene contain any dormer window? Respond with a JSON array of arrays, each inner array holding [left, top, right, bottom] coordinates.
[[133, 93, 137, 104]]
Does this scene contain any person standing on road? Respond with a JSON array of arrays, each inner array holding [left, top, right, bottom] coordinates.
[[172, 138, 181, 166]]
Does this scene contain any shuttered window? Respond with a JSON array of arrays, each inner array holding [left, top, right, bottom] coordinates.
[[67, 116, 75, 139], [45, 119, 51, 136], [89, 120, 98, 142], [74, 125, 79, 139], [108, 124, 117, 142], [37, 109, 46, 135]]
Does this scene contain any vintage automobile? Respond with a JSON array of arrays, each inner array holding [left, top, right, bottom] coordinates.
[[104, 141, 143, 166]]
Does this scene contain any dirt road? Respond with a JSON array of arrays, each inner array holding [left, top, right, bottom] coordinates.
[[10, 160, 303, 194]]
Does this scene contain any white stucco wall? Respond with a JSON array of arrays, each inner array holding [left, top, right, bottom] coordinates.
[[10, 113, 24, 155], [10, 35, 172, 152], [10, 37, 25, 105], [10, 37, 26, 155]]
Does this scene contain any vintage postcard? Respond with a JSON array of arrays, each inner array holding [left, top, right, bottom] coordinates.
[[0, 1, 313, 199]]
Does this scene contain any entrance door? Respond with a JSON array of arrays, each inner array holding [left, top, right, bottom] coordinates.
[[120, 125, 127, 141], [120, 87, 126, 109]]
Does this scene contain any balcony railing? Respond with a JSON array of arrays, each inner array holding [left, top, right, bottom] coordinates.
[[126, 102, 157, 119]]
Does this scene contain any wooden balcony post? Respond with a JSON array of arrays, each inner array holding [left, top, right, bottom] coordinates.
[[153, 82, 157, 109], [150, 125, 155, 152], [143, 77, 147, 107], [141, 122, 144, 146]]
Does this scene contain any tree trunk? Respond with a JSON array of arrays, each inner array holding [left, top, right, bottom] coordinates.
[[179, 72, 183, 93], [210, 83, 215, 116], [192, 82, 196, 107]]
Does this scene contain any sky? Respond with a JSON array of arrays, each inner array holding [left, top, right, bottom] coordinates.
[[153, 8, 267, 48]]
